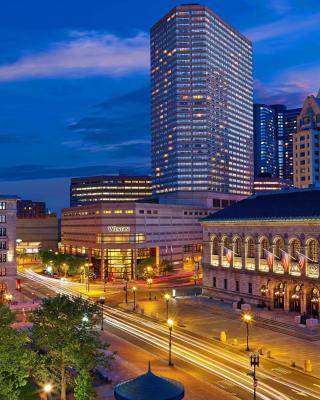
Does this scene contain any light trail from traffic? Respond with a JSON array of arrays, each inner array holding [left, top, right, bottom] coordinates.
[[19, 269, 320, 400]]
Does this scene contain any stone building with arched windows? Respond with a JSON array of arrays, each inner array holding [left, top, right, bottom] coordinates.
[[201, 189, 320, 315]]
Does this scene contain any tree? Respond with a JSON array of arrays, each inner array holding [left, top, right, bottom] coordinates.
[[135, 257, 154, 279], [74, 369, 96, 400], [160, 259, 174, 276], [30, 295, 112, 400], [0, 304, 36, 400]]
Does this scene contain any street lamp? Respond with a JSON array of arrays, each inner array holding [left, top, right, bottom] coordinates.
[[242, 312, 253, 351], [167, 319, 174, 366], [43, 383, 53, 400], [5, 293, 13, 305], [132, 286, 137, 311], [164, 293, 170, 320], [98, 297, 105, 331], [124, 266, 129, 304], [80, 265, 84, 283], [147, 278, 153, 301], [250, 352, 260, 400]]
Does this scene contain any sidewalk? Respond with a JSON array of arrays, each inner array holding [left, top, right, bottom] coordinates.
[[131, 294, 320, 379]]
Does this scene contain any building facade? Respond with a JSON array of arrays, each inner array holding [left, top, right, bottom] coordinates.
[[253, 104, 277, 177], [0, 196, 18, 301], [284, 108, 301, 182], [202, 189, 320, 315], [151, 4, 253, 196], [293, 93, 320, 188], [70, 175, 152, 207], [17, 199, 46, 218], [253, 174, 290, 193], [61, 201, 211, 279], [16, 214, 58, 251]]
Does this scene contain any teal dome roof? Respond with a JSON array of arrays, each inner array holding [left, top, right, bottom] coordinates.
[[114, 364, 184, 400]]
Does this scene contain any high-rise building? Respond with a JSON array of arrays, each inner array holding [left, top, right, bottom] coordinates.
[[70, 175, 152, 207], [270, 104, 286, 179], [253, 104, 277, 177], [293, 92, 320, 188], [284, 108, 302, 182], [151, 4, 253, 196]]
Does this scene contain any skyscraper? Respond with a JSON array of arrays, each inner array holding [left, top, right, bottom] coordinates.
[[294, 92, 320, 188], [284, 108, 302, 182], [150, 4, 253, 196], [270, 104, 286, 179], [253, 104, 277, 177]]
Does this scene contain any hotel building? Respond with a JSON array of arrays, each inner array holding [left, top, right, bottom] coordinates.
[[293, 92, 320, 188], [151, 4, 253, 196], [70, 175, 152, 207], [202, 189, 320, 314], [0, 195, 18, 300]]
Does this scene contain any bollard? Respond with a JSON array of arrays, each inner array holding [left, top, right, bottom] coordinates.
[[232, 338, 238, 346], [259, 347, 267, 355], [267, 350, 272, 358], [220, 331, 227, 343], [304, 360, 312, 373], [291, 360, 296, 368]]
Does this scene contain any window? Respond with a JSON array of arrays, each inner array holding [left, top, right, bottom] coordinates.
[[0, 202, 6, 210], [248, 283, 252, 294], [213, 199, 220, 207], [0, 254, 7, 263], [224, 279, 228, 290], [235, 281, 239, 292], [221, 200, 228, 208], [213, 276, 216, 287], [139, 210, 145, 214], [125, 210, 134, 214]]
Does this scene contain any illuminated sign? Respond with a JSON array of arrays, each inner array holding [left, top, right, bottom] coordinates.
[[107, 226, 130, 233]]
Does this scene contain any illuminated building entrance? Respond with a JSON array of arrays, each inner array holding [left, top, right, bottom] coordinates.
[[290, 285, 301, 313], [274, 282, 284, 309]]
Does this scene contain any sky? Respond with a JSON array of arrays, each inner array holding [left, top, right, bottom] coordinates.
[[0, 0, 319, 213]]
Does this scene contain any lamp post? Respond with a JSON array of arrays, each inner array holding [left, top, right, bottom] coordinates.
[[167, 319, 174, 366], [164, 293, 170, 320], [132, 286, 137, 311], [250, 351, 260, 400], [98, 297, 105, 331], [242, 312, 253, 351], [5, 293, 13, 305], [124, 266, 129, 304], [43, 383, 53, 400], [147, 278, 153, 301]]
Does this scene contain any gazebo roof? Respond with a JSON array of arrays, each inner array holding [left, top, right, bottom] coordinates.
[[114, 363, 185, 400]]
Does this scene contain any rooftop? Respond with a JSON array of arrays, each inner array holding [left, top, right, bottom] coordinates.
[[202, 188, 320, 222]]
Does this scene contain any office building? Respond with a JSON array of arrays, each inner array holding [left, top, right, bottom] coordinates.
[[283, 108, 301, 182], [253, 104, 277, 177], [70, 175, 152, 207], [151, 4, 253, 196], [0, 195, 18, 301], [17, 199, 46, 218], [202, 189, 320, 314], [253, 173, 290, 193], [293, 92, 320, 188]]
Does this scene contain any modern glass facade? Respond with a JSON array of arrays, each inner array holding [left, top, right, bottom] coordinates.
[[253, 104, 277, 177], [151, 4, 253, 195], [284, 108, 302, 182]]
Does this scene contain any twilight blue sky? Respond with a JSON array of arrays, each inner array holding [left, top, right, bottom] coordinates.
[[0, 0, 319, 212]]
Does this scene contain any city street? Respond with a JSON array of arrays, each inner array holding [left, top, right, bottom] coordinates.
[[19, 269, 320, 400]]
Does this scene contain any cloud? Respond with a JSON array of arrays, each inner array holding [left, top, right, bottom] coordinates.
[[0, 31, 150, 81], [0, 163, 150, 181], [254, 63, 320, 107], [266, 0, 291, 15], [244, 13, 320, 42]]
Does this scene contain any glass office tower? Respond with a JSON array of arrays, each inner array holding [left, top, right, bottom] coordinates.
[[151, 4, 253, 195]]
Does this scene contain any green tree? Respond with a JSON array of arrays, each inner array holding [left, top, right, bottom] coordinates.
[[160, 259, 174, 276], [135, 257, 154, 279], [74, 369, 96, 400], [0, 304, 36, 400], [30, 295, 112, 400]]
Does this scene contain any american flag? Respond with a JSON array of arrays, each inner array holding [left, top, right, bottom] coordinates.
[[223, 247, 233, 264], [296, 252, 306, 271], [263, 249, 274, 269], [280, 249, 290, 271]]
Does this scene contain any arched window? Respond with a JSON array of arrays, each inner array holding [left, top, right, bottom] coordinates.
[[211, 237, 218, 255], [234, 237, 241, 257], [260, 238, 269, 259], [274, 237, 284, 259], [289, 239, 301, 259], [307, 240, 318, 262], [246, 238, 255, 259]]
